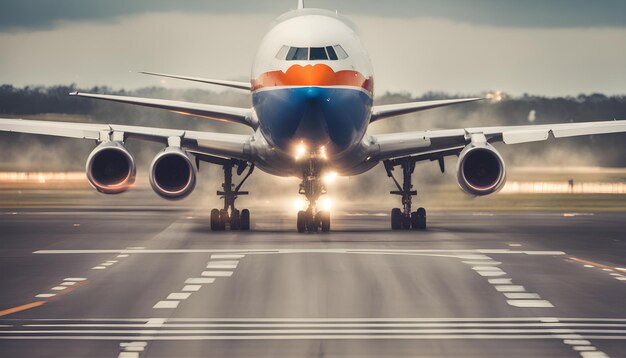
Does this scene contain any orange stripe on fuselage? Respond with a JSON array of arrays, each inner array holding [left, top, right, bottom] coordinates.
[[252, 64, 373, 93]]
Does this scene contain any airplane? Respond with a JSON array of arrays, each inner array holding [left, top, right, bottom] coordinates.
[[1, 0, 625, 233]]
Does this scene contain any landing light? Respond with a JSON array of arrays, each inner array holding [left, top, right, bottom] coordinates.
[[323, 171, 338, 184], [293, 198, 306, 211], [320, 198, 332, 211], [295, 142, 307, 160]]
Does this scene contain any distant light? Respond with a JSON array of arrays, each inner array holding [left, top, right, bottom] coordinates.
[[320, 197, 332, 211], [323, 171, 338, 184], [528, 109, 536, 123], [486, 90, 503, 103], [319, 146, 327, 160]]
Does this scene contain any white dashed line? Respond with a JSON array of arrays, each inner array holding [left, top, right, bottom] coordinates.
[[503, 293, 541, 299], [476, 271, 506, 277], [64, 278, 86, 281], [185, 278, 216, 284], [153, 301, 179, 309], [35, 294, 56, 298], [506, 300, 554, 308], [60, 282, 76, 286], [472, 266, 501, 271], [201, 271, 233, 277], [118, 352, 139, 358], [145, 319, 165, 328], [495, 285, 526, 292], [50, 286, 67, 291], [101, 262, 114, 266], [574, 346, 597, 351], [182, 285, 202, 292], [117, 254, 129, 258], [462, 261, 501, 265], [167, 293, 192, 300], [92, 266, 106, 270], [488, 278, 512, 284]]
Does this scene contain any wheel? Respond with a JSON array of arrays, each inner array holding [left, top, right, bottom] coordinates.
[[320, 211, 330, 232], [230, 209, 240, 230], [240, 209, 250, 231], [417, 207, 427, 230], [391, 208, 402, 230], [219, 209, 228, 230], [305, 210, 317, 232], [210, 208, 220, 231], [410, 212, 419, 230], [297, 210, 306, 233]]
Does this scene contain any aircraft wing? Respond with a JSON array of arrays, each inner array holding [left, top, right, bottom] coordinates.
[[370, 98, 483, 122], [0, 118, 252, 160], [69, 92, 256, 128], [139, 71, 252, 91], [369, 120, 626, 161]]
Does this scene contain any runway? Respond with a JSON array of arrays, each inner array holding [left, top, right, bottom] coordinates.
[[0, 207, 625, 357]]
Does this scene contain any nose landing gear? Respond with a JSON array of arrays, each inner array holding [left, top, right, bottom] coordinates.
[[296, 159, 331, 233], [384, 158, 427, 230]]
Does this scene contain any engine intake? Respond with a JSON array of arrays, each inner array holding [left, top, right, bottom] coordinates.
[[86, 141, 136, 194], [456, 142, 506, 196], [149, 147, 196, 200]]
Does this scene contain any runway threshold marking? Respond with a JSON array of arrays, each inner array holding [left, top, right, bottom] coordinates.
[[0, 301, 45, 317], [570, 256, 626, 282]]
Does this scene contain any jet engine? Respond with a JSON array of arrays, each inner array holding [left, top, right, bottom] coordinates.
[[149, 147, 197, 200], [86, 141, 136, 194], [456, 142, 506, 196]]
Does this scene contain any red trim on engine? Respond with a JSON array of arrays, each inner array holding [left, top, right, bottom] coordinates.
[[252, 64, 373, 93]]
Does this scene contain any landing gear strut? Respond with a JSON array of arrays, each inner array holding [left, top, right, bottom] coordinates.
[[384, 158, 426, 230], [206, 159, 254, 231], [296, 159, 331, 233]]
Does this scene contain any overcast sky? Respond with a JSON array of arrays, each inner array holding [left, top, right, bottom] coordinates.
[[1, 0, 625, 96]]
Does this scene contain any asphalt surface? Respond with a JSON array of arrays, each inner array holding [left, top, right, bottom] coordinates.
[[0, 205, 625, 357]]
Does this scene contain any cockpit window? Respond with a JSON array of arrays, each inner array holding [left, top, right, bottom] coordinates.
[[286, 47, 308, 61], [279, 45, 349, 61], [309, 47, 328, 61]]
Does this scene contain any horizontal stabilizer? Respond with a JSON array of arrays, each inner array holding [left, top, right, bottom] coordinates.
[[139, 71, 251, 91]]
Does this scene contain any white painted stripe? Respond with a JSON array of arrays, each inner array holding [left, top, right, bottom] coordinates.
[[211, 254, 245, 259], [495, 285, 526, 292], [145, 319, 165, 328], [61, 282, 76, 286], [101, 262, 114, 266], [564, 339, 591, 345], [117, 254, 129, 258], [201, 271, 233, 277], [120, 341, 148, 347], [118, 352, 139, 358], [182, 285, 202, 292], [472, 266, 502, 271], [463, 261, 501, 265], [609, 273, 622, 276], [573, 346, 597, 351], [124, 347, 144, 352], [153, 301, 179, 309], [616, 277, 626, 281], [206, 263, 238, 269], [580, 353, 608, 358], [92, 266, 106, 270], [51, 286, 67, 291], [106, 260, 118, 264], [63, 278, 87, 281], [167, 293, 192, 300], [208, 260, 239, 265], [504, 293, 541, 299], [488, 278, 512, 284], [584, 265, 595, 268], [476, 271, 507, 277], [185, 278, 215, 284], [25, 322, 626, 328], [507, 300, 554, 308], [35, 294, 56, 298]]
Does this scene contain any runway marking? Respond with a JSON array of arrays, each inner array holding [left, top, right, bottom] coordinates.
[[182, 285, 201, 292], [117, 255, 129, 258], [463, 261, 502, 265], [476, 270, 506, 277], [167, 293, 191, 300], [51, 286, 67, 291], [0, 301, 45, 317], [153, 301, 179, 309], [64, 278, 86, 282], [504, 293, 541, 299], [570, 256, 626, 283], [488, 278, 512, 284], [91, 266, 106, 270], [206, 262, 238, 269], [506, 300, 554, 308], [201, 271, 233, 277], [472, 266, 501, 271], [34, 294, 56, 298], [60, 282, 76, 286], [495, 285, 526, 292], [211, 254, 245, 259], [184, 278, 215, 284]]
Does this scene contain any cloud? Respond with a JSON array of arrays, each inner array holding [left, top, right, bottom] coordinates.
[[1, 0, 626, 32]]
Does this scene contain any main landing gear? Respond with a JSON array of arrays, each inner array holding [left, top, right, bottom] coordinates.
[[384, 158, 427, 230], [296, 159, 331, 233], [208, 159, 254, 231]]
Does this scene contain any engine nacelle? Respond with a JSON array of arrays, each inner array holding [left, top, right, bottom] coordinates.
[[149, 147, 196, 200], [86, 141, 136, 194], [456, 142, 506, 196]]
